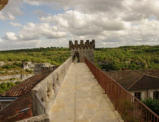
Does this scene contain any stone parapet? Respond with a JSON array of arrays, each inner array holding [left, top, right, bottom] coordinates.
[[31, 57, 72, 115]]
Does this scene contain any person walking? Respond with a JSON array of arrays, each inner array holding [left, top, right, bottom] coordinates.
[[72, 51, 80, 63]]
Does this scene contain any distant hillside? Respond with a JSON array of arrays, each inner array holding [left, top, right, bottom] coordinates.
[[95, 45, 159, 70], [0, 45, 159, 71], [0, 47, 70, 66], [0, 47, 70, 81]]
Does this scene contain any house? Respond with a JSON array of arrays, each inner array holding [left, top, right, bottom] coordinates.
[[34, 63, 56, 74], [22, 61, 56, 74], [129, 75, 159, 100], [0, 71, 51, 122], [106, 70, 159, 100], [22, 62, 34, 70]]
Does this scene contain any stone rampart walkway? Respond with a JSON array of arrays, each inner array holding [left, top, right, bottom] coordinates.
[[49, 63, 123, 122]]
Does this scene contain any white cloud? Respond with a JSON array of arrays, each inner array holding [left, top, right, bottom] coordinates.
[[24, 0, 124, 13], [4, 22, 67, 42], [4, 32, 17, 41], [1, 0, 159, 50], [0, 39, 39, 51], [10, 22, 22, 27], [123, 0, 159, 21], [41, 10, 125, 36], [0, 38, 2, 42]]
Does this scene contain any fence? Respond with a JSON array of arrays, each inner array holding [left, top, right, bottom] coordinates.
[[84, 57, 159, 122]]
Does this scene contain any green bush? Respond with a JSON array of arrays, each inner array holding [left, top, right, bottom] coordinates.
[[143, 98, 159, 115], [0, 82, 17, 94], [25, 69, 33, 73]]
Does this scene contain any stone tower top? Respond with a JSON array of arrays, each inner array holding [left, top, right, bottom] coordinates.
[[69, 40, 95, 62], [69, 40, 95, 50]]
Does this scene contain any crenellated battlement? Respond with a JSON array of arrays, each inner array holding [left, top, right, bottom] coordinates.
[[69, 40, 95, 62], [69, 40, 95, 49]]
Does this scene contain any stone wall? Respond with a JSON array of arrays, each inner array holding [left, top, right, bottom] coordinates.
[[31, 57, 72, 116]]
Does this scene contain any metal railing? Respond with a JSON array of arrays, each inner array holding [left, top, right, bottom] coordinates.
[[84, 57, 159, 122]]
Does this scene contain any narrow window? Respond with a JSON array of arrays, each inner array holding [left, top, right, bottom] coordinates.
[[153, 91, 159, 99], [135, 92, 141, 100]]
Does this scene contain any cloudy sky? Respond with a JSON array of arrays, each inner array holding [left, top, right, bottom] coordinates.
[[0, 0, 159, 50]]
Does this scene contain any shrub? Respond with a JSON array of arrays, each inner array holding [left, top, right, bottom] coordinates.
[[143, 98, 159, 115], [0, 82, 17, 94]]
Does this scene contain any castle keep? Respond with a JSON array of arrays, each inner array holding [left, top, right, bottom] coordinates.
[[69, 40, 95, 62]]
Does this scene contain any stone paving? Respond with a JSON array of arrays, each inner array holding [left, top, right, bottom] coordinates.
[[49, 63, 123, 122]]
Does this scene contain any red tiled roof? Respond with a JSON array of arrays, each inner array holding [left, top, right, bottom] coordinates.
[[129, 75, 159, 91], [105, 70, 142, 89], [0, 68, 54, 121], [105, 70, 159, 90], [142, 69, 159, 77], [0, 93, 32, 122], [2, 71, 51, 97]]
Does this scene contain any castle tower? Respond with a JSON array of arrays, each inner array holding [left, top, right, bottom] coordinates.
[[69, 40, 95, 62]]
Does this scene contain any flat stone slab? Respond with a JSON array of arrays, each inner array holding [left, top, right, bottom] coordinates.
[[49, 63, 122, 122]]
